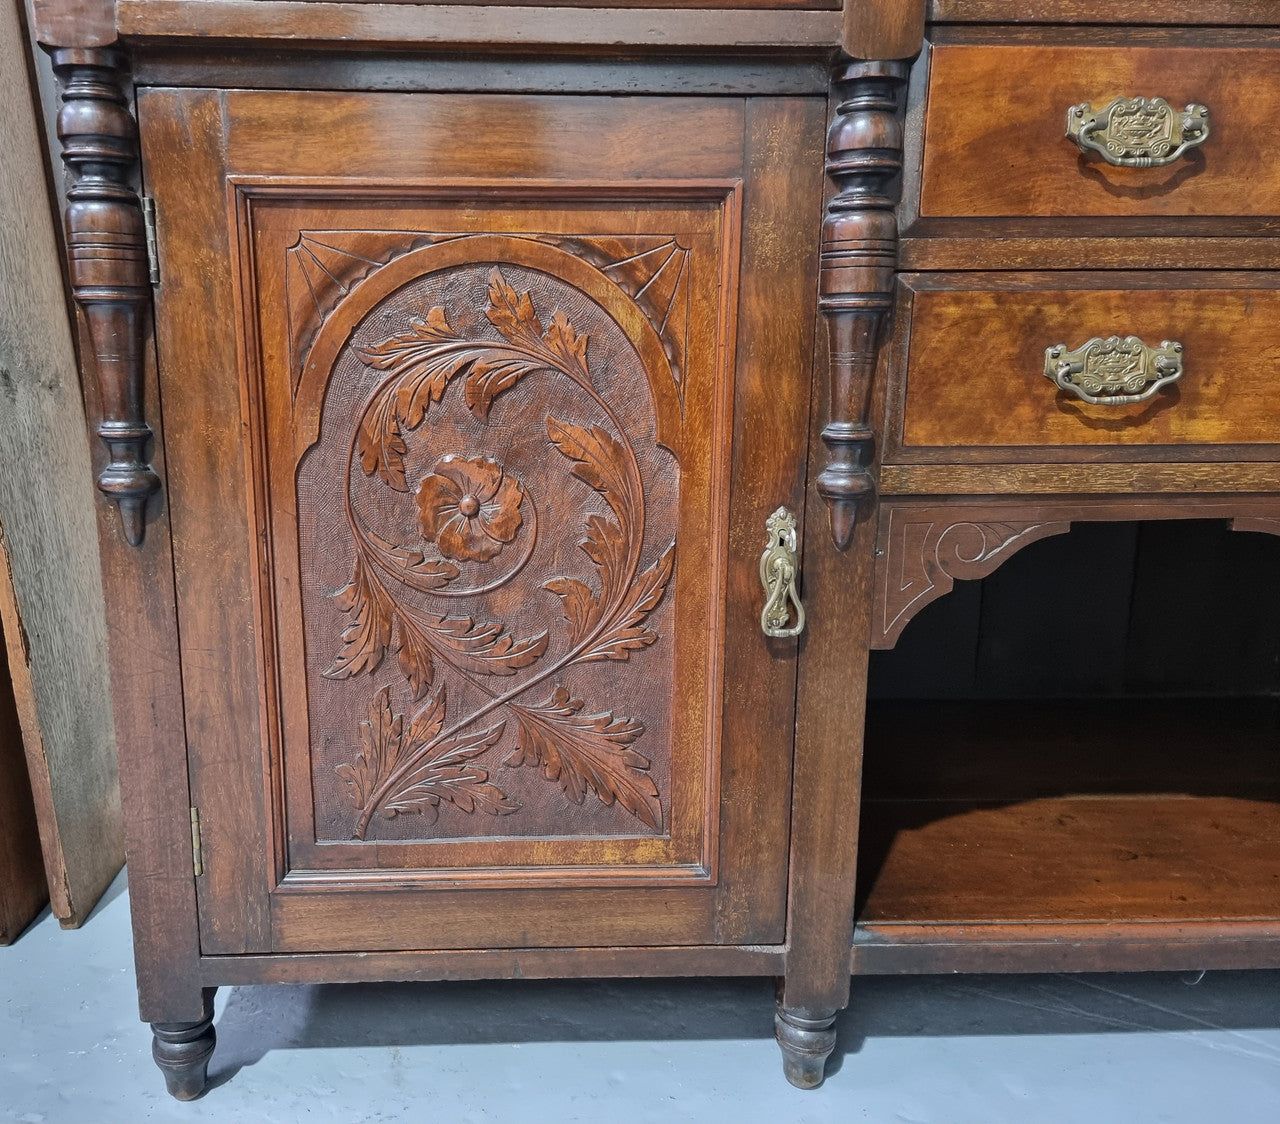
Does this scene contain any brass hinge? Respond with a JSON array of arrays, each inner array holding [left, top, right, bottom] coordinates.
[[190, 806, 204, 877], [142, 197, 160, 286]]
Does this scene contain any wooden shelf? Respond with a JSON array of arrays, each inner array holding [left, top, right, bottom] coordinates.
[[859, 793, 1280, 925], [856, 699, 1280, 931]]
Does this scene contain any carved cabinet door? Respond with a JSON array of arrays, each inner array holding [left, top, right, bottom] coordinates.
[[138, 88, 822, 953]]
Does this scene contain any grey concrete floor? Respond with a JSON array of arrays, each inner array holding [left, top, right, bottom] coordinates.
[[3, 871, 1280, 1123]]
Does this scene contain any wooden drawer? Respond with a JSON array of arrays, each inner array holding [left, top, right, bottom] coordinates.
[[919, 45, 1280, 219], [892, 274, 1280, 456]]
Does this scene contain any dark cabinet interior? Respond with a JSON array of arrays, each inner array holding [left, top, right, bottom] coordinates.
[[859, 521, 1280, 938]]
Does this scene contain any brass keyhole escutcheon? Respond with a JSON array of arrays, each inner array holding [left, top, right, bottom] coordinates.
[[760, 507, 805, 639]]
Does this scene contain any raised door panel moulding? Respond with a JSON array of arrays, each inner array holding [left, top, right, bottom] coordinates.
[[238, 186, 739, 888]]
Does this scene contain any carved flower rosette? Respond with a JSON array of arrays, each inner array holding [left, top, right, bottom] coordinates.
[[299, 258, 678, 843]]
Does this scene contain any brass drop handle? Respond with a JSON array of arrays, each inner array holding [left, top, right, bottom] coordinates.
[[1044, 336, 1183, 405], [1066, 97, 1209, 167], [760, 507, 805, 639]]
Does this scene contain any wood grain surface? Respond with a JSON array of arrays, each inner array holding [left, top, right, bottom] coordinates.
[[880, 462, 1280, 493], [142, 85, 822, 954], [845, 0, 925, 59], [929, 0, 1280, 25], [920, 46, 1280, 219], [29, 0, 115, 47], [896, 277, 1280, 451], [114, 1, 843, 48], [0, 0, 122, 928], [858, 697, 1280, 926], [0, 614, 45, 944], [860, 795, 1280, 923]]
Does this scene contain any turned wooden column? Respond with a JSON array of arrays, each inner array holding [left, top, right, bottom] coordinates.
[[815, 58, 908, 548], [777, 0, 920, 1078], [51, 47, 159, 547]]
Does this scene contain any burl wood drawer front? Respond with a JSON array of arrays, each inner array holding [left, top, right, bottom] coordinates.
[[919, 46, 1280, 218], [895, 275, 1280, 454]]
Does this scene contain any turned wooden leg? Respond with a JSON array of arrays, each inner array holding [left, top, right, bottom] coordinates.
[[775, 1004, 837, 1089], [150, 987, 217, 1100]]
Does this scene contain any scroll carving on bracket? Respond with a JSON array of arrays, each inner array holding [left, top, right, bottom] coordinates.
[[816, 58, 909, 548], [871, 507, 1071, 649], [51, 47, 159, 546]]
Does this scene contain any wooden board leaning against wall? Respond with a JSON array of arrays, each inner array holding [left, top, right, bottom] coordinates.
[[0, 0, 123, 929]]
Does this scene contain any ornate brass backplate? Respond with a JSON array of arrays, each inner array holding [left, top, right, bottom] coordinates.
[[1044, 336, 1184, 405], [1066, 97, 1209, 167], [760, 507, 805, 638]]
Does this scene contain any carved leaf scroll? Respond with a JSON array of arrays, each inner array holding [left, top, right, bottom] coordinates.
[[340, 687, 518, 839], [327, 266, 675, 837], [508, 686, 662, 831], [355, 270, 581, 491], [326, 553, 549, 699], [580, 545, 674, 663], [546, 417, 638, 529], [360, 526, 460, 594]]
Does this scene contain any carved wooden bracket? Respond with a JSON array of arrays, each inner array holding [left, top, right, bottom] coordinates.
[[871, 506, 1071, 649], [816, 58, 908, 549], [51, 47, 159, 547]]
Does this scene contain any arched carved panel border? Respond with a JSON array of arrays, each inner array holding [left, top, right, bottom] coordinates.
[[285, 230, 694, 408], [298, 235, 684, 461], [871, 505, 1070, 649], [295, 240, 681, 845]]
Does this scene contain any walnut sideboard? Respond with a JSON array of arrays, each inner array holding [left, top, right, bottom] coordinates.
[[32, 0, 1280, 1097]]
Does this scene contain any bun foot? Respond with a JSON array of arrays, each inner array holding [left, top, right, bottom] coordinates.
[[151, 988, 217, 1100], [775, 1005, 836, 1089]]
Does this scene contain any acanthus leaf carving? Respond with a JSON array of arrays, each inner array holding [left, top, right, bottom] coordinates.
[[544, 310, 591, 381], [542, 576, 600, 647], [580, 543, 675, 663], [546, 417, 637, 529], [342, 686, 519, 840], [326, 266, 675, 838], [325, 552, 550, 699], [410, 611, 549, 680], [355, 299, 551, 490], [328, 553, 395, 682], [355, 267, 583, 490], [334, 684, 403, 813], [507, 686, 662, 831], [359, 526, 460, 594]]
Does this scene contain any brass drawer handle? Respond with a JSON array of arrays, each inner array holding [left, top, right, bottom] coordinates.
[[1066, 97, 1209, 167], [1044, 336, 1183, 405], [760, 507, 805, 639]]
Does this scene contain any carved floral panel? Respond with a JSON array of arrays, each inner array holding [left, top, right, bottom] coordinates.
[[246, 195, 735, 864], [301, 258, 678, 843]]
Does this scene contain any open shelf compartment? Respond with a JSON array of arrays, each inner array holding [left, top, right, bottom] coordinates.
[[853, 519, 1280, 973]]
